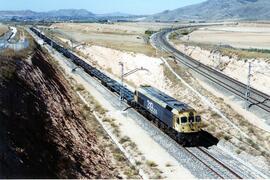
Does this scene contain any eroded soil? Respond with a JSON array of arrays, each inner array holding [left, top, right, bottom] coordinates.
[[0, 46, 117, 178]]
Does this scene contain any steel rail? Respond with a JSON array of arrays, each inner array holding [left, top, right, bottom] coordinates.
[[155, 30, 270, 113]]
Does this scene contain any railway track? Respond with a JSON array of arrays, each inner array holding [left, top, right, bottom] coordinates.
[[140, 110, 244, 178], [152, 29, 270, 114], [30, 27, 264, 179], [186, 147, 242, 179]]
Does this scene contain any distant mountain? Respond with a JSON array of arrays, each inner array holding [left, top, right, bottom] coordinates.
[[147, 0, 270, 21], [0, 9, 96, 21], [0, 10, 37, 17], [44, 9, 95, 18], [0, 9, 137, 21]]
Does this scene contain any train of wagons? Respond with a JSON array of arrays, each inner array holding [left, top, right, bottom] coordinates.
[[30, 27, 217, 147]]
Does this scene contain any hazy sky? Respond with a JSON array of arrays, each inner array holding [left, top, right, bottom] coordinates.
[[0, 0, 205, 15]]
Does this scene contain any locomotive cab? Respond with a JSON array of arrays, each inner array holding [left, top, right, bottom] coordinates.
[[173, 111, 202, 133]]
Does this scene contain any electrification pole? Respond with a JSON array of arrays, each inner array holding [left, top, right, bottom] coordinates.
[[218, 42, 221, 66], [119, 62, 124, 103], [245, 62, 252, 110], [118, 62, 149, 106]]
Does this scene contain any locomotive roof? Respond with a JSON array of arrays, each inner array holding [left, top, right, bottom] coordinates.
[[138, 86, 193, 112]]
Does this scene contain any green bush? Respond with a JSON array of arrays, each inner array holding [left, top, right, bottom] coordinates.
[[145, 30, 157, 36]]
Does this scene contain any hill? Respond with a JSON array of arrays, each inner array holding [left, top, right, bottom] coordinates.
[[147, 0, 270, 21], [0, 9, 136, 21], [0, 9, 96, 21], [44, 9, 95, 18]]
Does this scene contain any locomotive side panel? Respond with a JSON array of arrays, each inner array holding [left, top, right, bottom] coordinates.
[[136, 92, 173, 127]]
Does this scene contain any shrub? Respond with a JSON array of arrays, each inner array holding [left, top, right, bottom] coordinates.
[[114, 152, 125, 162], [135, 161, 142, 166], [224, 135, 231, 141], [146, 160, 158, 167], [165, 162, 172, 167], [119, 136, 131, 144], [75, 84, 85, 91], [145, 30, 157, 36]]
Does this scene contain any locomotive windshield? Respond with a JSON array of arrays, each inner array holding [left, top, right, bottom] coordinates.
[[181, 117, 187, 123]]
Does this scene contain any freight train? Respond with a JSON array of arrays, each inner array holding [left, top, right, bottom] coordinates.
[[30, 27, 217, 147]]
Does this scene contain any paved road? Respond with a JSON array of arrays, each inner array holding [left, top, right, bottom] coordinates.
[[151, 28, 270, 120]]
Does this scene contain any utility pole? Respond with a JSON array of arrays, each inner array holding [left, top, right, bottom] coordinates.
[[49, 29, 53, 47], [119, 62, 124, 104], [118, 62, 149, 106], [70, 39, 74, 50], [245, 62, 252, 110], [51, 32, 53, 47], [217, 42, 221, 68]]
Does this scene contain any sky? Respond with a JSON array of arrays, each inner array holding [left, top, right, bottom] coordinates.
[[0, 0, 205, 15]]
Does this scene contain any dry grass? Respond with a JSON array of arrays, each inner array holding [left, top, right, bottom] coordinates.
[[0, 24, 8, 36], [123, 166, 139, 179], [0, 56, 16, 81], [0, 28, 37, 59], [172, 37, 270, 60], [51, 22, 174, 35], [219, 47, 270, 60], [40, 23, 158, 56], [87, 40, 157, 57], [185, 25, 270, 50]]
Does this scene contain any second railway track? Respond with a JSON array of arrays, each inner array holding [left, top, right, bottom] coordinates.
[[153, 28, 270, 114], [185, 147, 242, 179]]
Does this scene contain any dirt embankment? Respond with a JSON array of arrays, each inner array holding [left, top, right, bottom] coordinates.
[[75, 44, 270, 166], [171, 26, 270, 95], [0, 46, 116, 178]]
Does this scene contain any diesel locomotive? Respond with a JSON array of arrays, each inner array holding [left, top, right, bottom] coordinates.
[[134, 85, 202, 134]]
